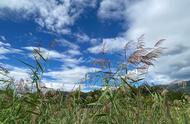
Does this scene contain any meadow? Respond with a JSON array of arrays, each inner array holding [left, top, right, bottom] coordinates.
[[0, 84, 190, 124]]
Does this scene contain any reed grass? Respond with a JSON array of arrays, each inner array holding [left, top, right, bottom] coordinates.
[[0, 37, 189, 124]]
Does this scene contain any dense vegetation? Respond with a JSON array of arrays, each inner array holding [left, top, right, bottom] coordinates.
[[0, 86, 190, 123], [0, 36, 190, 123]]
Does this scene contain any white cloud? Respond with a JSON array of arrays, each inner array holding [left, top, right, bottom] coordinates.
[[125, 0, 190, 83], [0, 46, 21, 55], [44, 66, 99, 84], [97, 0, 190, 83], [74, 33, 101, 45], [0, 55, 8, 60], [55, 39, 79, 50], [23, 46, 81, 67], [88, 37, 127, 54], [0, 41, 22, 59], [75, 33, 91, 43], [42, 65, 100, 91], [66, 49, 81, 56], [0, 63, 99, 92], [1, 0, 189, 86], [0, 36, 6, 41], [98, 0, 128, 20], [0, 41, 10, 47], [0, 46, 11, 54], [0, 63, 77, 92], [0, 61, 97, 91], [0, 0, 97, 34], [0, 63, 30, 82], [41, 80, 84, 91], [9, 68, 30, 80], [24, 46, 65, 59]]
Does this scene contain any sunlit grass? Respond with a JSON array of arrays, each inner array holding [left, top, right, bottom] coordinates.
[[0, 86, 190, 123]]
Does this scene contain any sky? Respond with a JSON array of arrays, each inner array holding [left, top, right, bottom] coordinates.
[[0, 0, 190, 91]]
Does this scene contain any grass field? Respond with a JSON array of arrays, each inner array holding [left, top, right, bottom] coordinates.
[[0, 85, 190, 124]]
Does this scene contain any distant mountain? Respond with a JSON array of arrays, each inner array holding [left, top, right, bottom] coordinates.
[[159, 80, 190, 93]]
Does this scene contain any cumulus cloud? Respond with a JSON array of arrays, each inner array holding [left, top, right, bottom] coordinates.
[[0, 0, 97, 34], [125, 0, 190, 83], [96, 0, 190, 83]]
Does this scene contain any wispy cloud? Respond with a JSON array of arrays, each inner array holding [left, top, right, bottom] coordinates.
[[0, 40, 22, 59], [54, 39, 80, 50], [88, 37, 127, 54], [23, 46, 82, 67], [0, 35, 6, 41], [0, 63, 30, 81], [74, 33, 101, 45], [98, 0, 128, 20], [0, 0, 97, 34], [75, 33, 91, 43]]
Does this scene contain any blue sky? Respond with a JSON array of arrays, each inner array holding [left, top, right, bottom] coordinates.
[[0, 0, 190, 91]]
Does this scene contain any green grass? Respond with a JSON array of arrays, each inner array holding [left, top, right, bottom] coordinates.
[[0, 87, 190, 124]]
